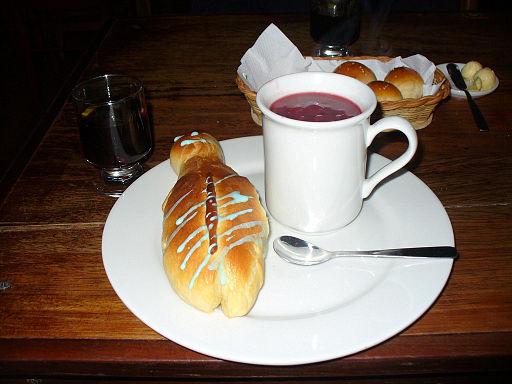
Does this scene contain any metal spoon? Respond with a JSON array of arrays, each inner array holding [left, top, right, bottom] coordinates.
[[274, 236, 458, 266], [447, 63, 489, 132]]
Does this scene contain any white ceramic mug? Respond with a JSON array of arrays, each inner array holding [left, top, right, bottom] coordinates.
[[256, 72, 418, 233]]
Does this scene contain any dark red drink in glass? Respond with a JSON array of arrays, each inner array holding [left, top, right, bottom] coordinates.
[[310, 0, 361, 57], [72, 74, 153, 197]]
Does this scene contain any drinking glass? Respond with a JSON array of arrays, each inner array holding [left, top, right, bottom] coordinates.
[[310, 0, 362, 57], [72, 74, 153, 197]]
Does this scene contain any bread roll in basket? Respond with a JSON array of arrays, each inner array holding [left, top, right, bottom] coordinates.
[[236, 56, 450, 130], [161, 132, 269, 317]]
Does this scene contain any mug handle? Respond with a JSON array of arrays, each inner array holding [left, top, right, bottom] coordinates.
[[362, 116, 418, 198]]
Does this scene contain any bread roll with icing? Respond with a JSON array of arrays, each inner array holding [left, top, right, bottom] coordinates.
[[334, 61, 377, 84], [162, 131, 269, 318], [368, 81, 403, 102], [384, 67, 424, 99]]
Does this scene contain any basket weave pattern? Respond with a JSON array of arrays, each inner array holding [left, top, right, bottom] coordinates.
[[236, 56, 450, 130]]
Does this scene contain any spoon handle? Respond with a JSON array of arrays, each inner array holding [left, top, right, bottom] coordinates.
[[333, 246, 458, 259]]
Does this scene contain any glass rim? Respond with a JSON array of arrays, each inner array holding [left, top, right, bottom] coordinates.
[[71, 74, 144, 105]]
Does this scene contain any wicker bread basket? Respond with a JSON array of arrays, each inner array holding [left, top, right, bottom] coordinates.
[[236, 56, 450, 130]]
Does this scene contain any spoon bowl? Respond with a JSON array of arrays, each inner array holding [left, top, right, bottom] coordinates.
[[274, 236, 458, 266]]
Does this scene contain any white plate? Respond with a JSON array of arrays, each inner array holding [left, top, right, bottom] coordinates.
[[437, 62, 499, 98], [103, 136, 455, 366]]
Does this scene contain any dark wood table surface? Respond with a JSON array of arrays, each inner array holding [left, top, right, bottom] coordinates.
[[1, 11, 511, 383]]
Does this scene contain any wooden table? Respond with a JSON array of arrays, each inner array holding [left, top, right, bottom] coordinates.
[[1, 12, 511, 382]]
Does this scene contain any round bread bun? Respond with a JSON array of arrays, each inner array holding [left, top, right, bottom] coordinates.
[[368, 81, 403, 102], [467, 77, 483, 91], [471, 67, 496, 91], [384, 67, 424, 99], [334, 61, 377, 84], [461, 61, 483, 82]]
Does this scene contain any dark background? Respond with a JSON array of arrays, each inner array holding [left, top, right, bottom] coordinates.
[[0, 0, 503, 198]]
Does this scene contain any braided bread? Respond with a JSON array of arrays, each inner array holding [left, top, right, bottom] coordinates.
[[162, 132, 269, 317]]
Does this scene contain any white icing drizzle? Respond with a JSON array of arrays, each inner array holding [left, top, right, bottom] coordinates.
[[164, 210, 198, 253], [176, 201, 204, 226], [208, 225, 267, 285], [163, 172, 267, 290], [164, 190, 192, 221], [181, 230, 209, 274]]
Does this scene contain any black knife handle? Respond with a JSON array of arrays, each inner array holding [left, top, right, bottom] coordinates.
[[447, 63, 489, 132], [465, 90, 489, 132]]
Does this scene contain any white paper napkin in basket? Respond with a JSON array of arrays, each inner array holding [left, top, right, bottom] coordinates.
[[237, 24, 310, 91], [237, 24, 442, 95]]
